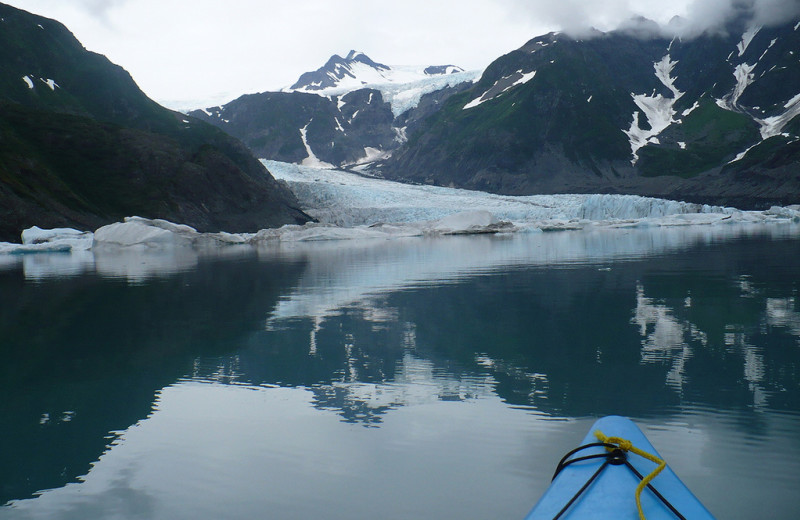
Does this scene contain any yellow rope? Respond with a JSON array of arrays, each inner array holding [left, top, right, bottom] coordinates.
[[594, 430, 667, 520]]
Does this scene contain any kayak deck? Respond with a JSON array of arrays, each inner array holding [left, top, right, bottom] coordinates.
[[524, 416, 715, 519]]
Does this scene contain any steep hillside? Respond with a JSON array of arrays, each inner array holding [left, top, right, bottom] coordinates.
[[191, 89, 397, 167], [380, 18, 800, 208], [189, 51, 477, 168], [0, 3, 310, 242]]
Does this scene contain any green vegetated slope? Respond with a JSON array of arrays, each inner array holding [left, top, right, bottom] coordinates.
[[381, 18, 800, 207]]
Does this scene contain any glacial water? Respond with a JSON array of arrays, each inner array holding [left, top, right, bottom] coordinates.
[[1, 224, 799, 519]]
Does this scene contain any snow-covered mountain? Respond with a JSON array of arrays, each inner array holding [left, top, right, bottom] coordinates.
[[288, 50, 465, 94], [380, 15, 800, 209], [190, 51, 479, 168], [191, 16, 800, 209]]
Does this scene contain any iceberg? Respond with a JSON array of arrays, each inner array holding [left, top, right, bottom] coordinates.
[[0, 226, 92, 254], [93, 217, 252, 249], [94, 218, 200, 248]]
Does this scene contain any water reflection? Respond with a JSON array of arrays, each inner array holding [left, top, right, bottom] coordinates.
[[0, 256, 305, 504], [1, 225, 800, 518]]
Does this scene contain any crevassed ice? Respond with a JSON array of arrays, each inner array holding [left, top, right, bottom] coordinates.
[[2, 162, 799, 257]]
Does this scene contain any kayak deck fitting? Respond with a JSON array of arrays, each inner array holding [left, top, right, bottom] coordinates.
[[524, 416, 716, 519]]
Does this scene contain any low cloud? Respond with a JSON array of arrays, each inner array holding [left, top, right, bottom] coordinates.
[[510, 0, 800, 40], [675, 0, 800, 37], [75, 0, 127, 17]]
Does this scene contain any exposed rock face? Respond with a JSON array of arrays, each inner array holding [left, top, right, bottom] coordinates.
[[191, 89, 398, 167], [378, 18, 800, 208], [290, 50, 391, 91], [0, 3, 310, 242], [190, 51, 478, 170]]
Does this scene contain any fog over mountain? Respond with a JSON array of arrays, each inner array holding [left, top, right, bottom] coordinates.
[[10, 0, 800, 109], [515, 0, 800, 39]]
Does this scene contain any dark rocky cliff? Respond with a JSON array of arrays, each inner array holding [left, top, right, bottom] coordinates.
[[0, 3, 310, 242]]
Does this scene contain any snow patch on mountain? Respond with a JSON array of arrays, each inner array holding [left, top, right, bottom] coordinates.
[[40, 78, 59, 90], [737, 26, 761, 57], [729, 143, 759, 163], [758, 39, 779, 62], [726, 62, 756, 109], [624, 55, 683, 164], [681, 101, 700, 116], [463, 69, 537, 110], [300, 121, 334, 168], [757, 92, 800, 139], [346, 147, 393, 169]]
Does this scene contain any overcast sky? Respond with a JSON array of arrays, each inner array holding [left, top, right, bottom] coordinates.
[[5, 0, 800, 110]]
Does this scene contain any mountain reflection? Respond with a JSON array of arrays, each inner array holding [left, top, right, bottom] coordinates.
[[2, 226, 800, 506], [0, 255, 305, 504], [199, 231, 800, 423]]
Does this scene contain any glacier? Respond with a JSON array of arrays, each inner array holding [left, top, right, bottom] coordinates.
[[1, 160, 799, 283], [291, 68, 482, 118]]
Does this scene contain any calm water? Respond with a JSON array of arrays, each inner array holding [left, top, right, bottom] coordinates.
[[1, 224, 799, 519]]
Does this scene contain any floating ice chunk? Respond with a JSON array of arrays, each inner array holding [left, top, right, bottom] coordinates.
[[22, 226, 92, 249], [22, 226, 93, 249], [93, 217, 199, 248], [430, 210, 512, 234], [0, 225, 92, 254], [765, 206, 800, 221], [91, 217, 253, 250]]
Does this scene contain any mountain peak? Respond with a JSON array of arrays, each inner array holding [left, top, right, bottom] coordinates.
[[290, 50, 390, 91], [289, 50, 466, 93]]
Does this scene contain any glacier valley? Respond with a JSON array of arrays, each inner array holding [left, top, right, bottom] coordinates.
[[0, 161, 799, 284], [1, 160, 799, 276]]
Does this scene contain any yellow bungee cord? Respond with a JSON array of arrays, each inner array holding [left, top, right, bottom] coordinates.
[[594, 430, 667, 520]]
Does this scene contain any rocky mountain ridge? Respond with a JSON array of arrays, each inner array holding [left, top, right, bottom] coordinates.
[[190, 51, 477, 169], [378, 17, 800, 207], [195, 19, 800, 209]]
